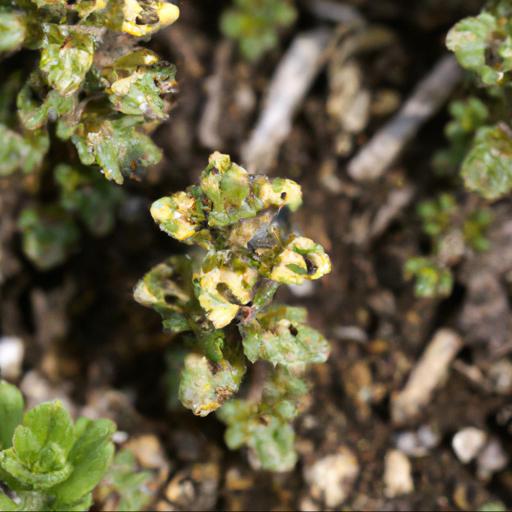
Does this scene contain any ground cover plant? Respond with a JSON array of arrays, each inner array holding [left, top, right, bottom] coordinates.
[[0, 380, 115, 511], [0, 0, 512, 510], [0, 0, 179, 268], [135, 151, 331, 471]]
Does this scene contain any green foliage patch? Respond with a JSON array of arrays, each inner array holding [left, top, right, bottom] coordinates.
[[0, 380, 116, 512], [135, 152, 331, 471]]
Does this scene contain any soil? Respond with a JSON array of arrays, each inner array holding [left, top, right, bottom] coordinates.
[[2, 1, 512, 510]]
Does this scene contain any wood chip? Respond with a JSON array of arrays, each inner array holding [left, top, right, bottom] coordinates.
[[391, 328, 463, 424]]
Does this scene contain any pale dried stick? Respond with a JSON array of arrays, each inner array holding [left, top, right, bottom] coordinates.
[[348, 55, 462, 182], [242, 28, 334, 173], [308, 0, 364, 24], [391, 328, 463, 425]]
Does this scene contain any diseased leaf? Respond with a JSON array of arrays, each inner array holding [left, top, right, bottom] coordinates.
[[0, 11, 27, 53], [134, 255, 194, 328], [446, 11, 512, 85], [71, 116, 162, 184], [39, 26, 95, 96], [179, 352, 246, 417], [104, 54, 176, 119], [242, 305, 330, 367], [269, 236, 331, 285], [217, 367, 307, 472], [461, 124, 512, 200]]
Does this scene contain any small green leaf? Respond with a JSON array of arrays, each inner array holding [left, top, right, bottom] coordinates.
[[100, 449, 153, 512], [217, 367, 307, 472], [0, 381, 24, 451], [51, 417, 116, 507], [55, 164, 123, 237], [0, 490, 20, 511], [0, 125, 49, 176], [404, 257, 454, 298], [18, 207, 79, 270], [220, 0, 296, 61]]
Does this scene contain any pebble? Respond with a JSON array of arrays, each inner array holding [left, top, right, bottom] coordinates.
[[384, 449, 414, 498], [0, 336, 24, 380], [289, 281, 315, 298], [395, 425, 440, 457], [165, 463, 220, 511], [477, 438, 509, 480], [452, 427, 487, 464], [488, 360, 512, 394], [125, 434, 168, 470], [20, 370, 75, 412], [304, 447, 359, 508], [125, 434, 170, 488]]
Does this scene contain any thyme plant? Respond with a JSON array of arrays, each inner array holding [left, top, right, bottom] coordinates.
[[404, 0, 512, 299], [135, 152, 331, 471], [0, 0, 179, 268], [447, 0, 512, 199], [405, 192, 491, 299], [0, 380, 116, 511]]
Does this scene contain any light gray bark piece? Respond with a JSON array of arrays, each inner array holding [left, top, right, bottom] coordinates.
[[348, 55, 462, 181]]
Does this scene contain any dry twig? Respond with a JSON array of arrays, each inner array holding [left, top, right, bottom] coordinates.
[[348, 55, 462, 182], [391, 328, 463, 424], [242, 28, 334, 173]]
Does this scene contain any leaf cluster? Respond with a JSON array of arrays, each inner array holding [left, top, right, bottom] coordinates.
[[0, 0, 179, 184], [405, 193, 491, 298], [447, 1, 512, 199], [19, 164, 123, 270], [135, 152, 331, 471], [220, 0, 297, 61], [0, 380, 116, 512]]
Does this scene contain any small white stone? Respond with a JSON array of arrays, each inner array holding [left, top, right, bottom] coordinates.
[[112, 431, 129, 444], [488, 360, 512, 394], [288, 281, 315, 298], [304, 448, 359, 508], [477, 438, 508, 480], [395, 425, 440, 457], [452, 427, 487, 464], [0, 337, 24, 380], [384, 449, 414, 498]]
